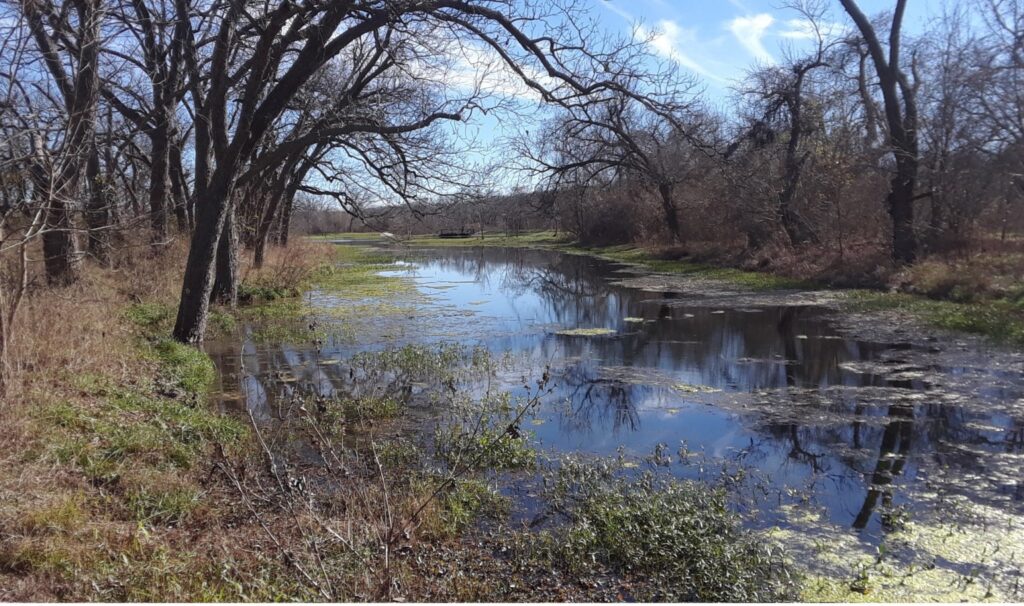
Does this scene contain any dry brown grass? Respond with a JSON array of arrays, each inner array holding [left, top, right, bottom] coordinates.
[[241, 237, 331, 294], [0, 235, 341, 600]]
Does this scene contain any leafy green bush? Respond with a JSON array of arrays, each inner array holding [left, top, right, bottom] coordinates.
[[527, 459, 796, 601]]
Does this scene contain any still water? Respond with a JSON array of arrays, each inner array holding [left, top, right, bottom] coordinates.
[[208, 243, 1024, 549]]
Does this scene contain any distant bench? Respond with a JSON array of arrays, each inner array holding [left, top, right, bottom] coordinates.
[[436, 231, 476, 239]]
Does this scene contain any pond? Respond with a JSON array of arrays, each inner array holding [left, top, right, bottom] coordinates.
[[207, 241, 1024, 597]]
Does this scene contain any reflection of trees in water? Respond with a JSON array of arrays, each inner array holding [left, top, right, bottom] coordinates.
[[556, 361, 640, 434], [853, 403, 914, 530], [427, 248, 617, 327]]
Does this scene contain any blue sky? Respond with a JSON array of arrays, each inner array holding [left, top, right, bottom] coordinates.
[[594, 0, 936, 103]]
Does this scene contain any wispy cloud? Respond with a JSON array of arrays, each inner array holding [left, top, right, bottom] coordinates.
[[728, 13, 776, 64], [600, 1, 635, 23], [777, 17, 844, 40], [641, 20, 724, 81], [778, 18, 818, 40]]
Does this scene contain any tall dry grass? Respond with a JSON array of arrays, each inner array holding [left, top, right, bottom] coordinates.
[[0, 235, 334, 402], [0, 235, 187, 403]]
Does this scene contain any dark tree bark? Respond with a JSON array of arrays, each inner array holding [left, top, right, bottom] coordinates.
[[22, 0, 101, 285], [840, 0, 920, 264], [84, 146, 111, 264], [657, 182, 681, 241], [777, 64, 822, 247], [211, 205, 238, 306], [173, 172, 233, 343], [169, 138, 190, 231], [148, 114, 170, 240], [39, 186, 82, 286], [277, 192, 295, 246]]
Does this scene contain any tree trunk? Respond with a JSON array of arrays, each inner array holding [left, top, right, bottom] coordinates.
[[148, 116, 171, 242], [169, 139, 190, 232], [778, 71, 818, 248], [211, 205, 239, 306], [253, 177, 290, 268], [839, 0, 919, 264], [84, 146, 110, 264], [889, 156, 917, 264], [253, 207, 273, 269], [277, 189, 296, 246], [172, 174, 232, 343], [41, 199, 81, 286], [657, 182, 681, 242], [778, 171, 817, 246]]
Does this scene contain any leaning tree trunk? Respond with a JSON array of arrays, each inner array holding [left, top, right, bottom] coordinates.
[[173, 173, 233, 343]]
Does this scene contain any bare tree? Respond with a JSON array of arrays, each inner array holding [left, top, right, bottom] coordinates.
[[17, 0, 103, 284], [839, 0, 921, 263], [738, 1, 838, 247]]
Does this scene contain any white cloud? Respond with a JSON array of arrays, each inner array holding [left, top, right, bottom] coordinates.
[[728, 13, 776, 64], [641, 20, 723, 81], [778, 18, 818, 40]]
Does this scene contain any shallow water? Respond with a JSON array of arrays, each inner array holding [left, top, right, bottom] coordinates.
[[208, 243, 1024, 554]]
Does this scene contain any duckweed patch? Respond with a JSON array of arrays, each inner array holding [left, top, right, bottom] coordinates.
[[772, 500, 1020, 602], [555, 327, 617, 337], [671, 382, 722, 394]]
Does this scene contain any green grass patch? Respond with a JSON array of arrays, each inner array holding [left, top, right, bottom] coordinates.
[[150, 338, 216, 396], [122, 474, 200, 525], [845, 291, 1024, 345], [124, 302, 175, 332]]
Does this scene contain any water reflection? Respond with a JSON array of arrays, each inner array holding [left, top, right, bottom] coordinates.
[[207, 245, 1024, 541]]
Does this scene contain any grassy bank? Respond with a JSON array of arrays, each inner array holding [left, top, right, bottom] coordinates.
[[0, 239, 342, 600]]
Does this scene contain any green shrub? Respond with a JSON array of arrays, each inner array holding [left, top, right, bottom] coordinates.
[[527, 460, 796, 601]]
